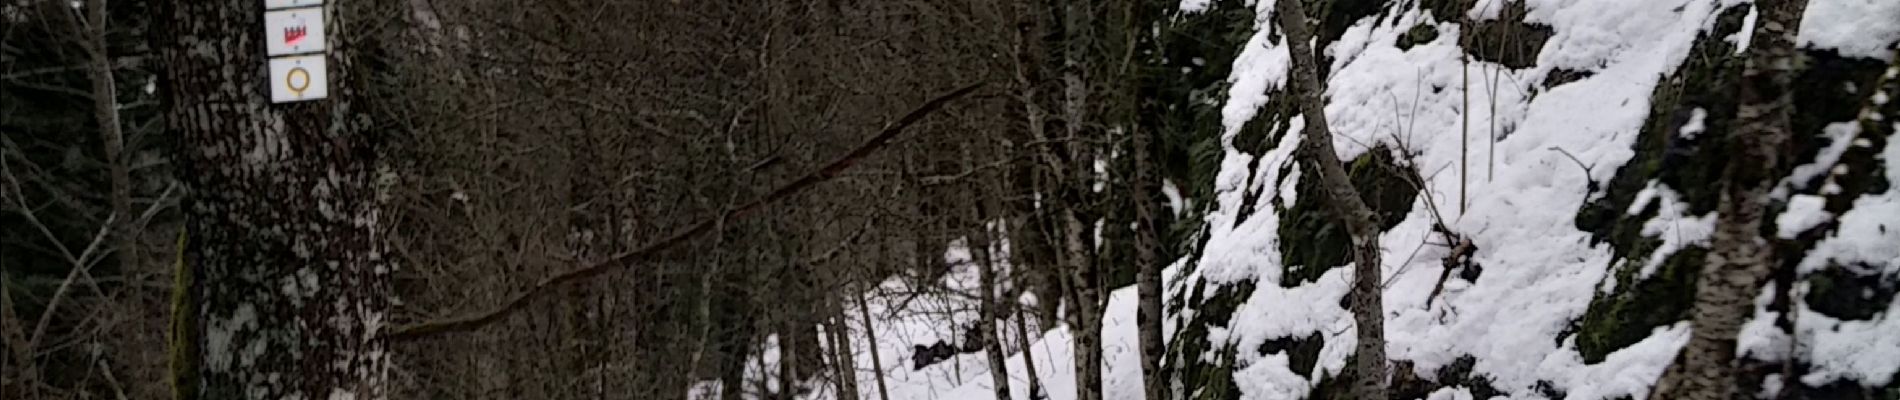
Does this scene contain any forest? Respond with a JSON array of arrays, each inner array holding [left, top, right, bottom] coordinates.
[[2, 0, 1897, 399]]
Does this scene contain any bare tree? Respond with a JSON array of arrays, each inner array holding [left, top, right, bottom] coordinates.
[[78, 0, 135, 280], [1649, 0, 1810, 398], [966, 144, 1015, 400], [1273, 0, 1389, 397], [856, 287, 893, 400], [155, 0, 392, 398]]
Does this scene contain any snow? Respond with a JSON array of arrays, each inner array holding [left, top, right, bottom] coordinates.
[[1179, 0, 1212, 14], [1774, 194, 1832, 239], [1799, 303, 1900, 387], [1784, 128, 1900, 388], [1232, 353, 1310, 400], [1780, 122, 1864, 198], [1193, 0, 1733, 396], [1162, 180, 1186, 217], [1629, 181, 1716, 279], [703, 0, 1900, 398], [1737, 284, 1792, 364], [1184, 0, 1900, 397], [1679, 107, 1709, 139], [1797, 128, 1900, 276], [1799, 0, 1900, 60], [1729, 5, 1759, 53]]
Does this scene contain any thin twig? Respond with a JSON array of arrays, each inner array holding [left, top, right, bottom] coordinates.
[[1548, 146, 1593, 180]]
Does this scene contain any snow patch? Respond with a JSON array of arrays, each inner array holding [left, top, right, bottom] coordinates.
[[1799, 0, 1900, 60]]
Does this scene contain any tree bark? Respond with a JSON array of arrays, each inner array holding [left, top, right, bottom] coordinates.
[[1272, 0, 1389, 397], [827, 289, 861, 400], [1061, 209, 1104, 400], [156, 0, 390, 398], [564, 113, 607, 400], [856, 288, 893, 400], [1649, 1, 1808, 399], [1010, 0, 1065, 333], [971, 200, 1015, 400], [83, 0, 136, 278], [1013, 306, 1045, 400], [1059, 1, 1105, 399], [1132, 128, 1167, 400]]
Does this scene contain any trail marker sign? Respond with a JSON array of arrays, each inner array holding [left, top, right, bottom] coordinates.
[[264, 7, 325, 56], [264, 0, 321, 9], [262, 0, 327, 104], [269, 55, 327, 103]]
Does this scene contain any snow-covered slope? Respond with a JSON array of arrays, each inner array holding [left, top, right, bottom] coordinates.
[[1170, 0, 1900, 398], [702, 0, 1897, 399]]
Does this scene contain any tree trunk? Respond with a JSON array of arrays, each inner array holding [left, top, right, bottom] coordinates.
[[156, 0, 390, 398], [1132, 129, 1167, 400], [565, 113, 606, 400], [1062, 209, 1104, 400], [827, 280, 861, 400], [83, 0, 136, 278], [718, 298, 752, 400], [1010, 0, 1065, 332], [1013, 307, 1045, 400], [856, 288, 892, 400], [1649, 1, 1808, 399], [1058, 0, 1104, 398], [1271, 1, 1389, 397], [972, 205, 1014, 400]]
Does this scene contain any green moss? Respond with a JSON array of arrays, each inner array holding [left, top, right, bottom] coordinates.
[[1312, 0, 1389, 55], [1568, 13, 1749, 363], [1457, 1, 1552, 69], [1805, 264, 1898, 321], [1277, 146, 1420, 287], [1576, 6, 1748, 242], [1541, 68, 1594, 90], [1256, 332, 1324, 378], [1391, 356, 1505, 400], [1397, 22, 1440, 51], [1803, 380, 1900, 400], [1419, 0, 1472, 23], [1155, 0, 1262, 208], [1169, 279, 1256, 400], [1307, 355, 1354, 400], [1576, 247, 1705, 363], [170, 229, 198, 400]]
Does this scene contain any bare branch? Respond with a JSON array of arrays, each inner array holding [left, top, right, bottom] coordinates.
[[380, 82, 985, 341]]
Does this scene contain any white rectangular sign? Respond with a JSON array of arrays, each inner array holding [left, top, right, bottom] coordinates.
[[264, 7, 325, 56], [268, 55, 328, 103], [264, 0, 322, 9]]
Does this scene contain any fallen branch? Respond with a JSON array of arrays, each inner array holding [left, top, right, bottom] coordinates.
[[379, 83, 985, 342]]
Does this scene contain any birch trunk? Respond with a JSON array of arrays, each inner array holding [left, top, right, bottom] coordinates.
[[156, 0, 391, 398], [1649, 1, 1808, 398], [1272, 1, 1389, 397]]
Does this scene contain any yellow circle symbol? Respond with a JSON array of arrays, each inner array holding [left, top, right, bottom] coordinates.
[[286, 67, 311, 96]]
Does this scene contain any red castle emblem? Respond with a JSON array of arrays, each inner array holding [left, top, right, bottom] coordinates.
[[285, 25, 307, 46]]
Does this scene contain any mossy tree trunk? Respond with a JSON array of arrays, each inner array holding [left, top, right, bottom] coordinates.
[[1272, 0, 1389, 398], [1650, 0, 1809, 398], [156, 0, 391, 398]]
